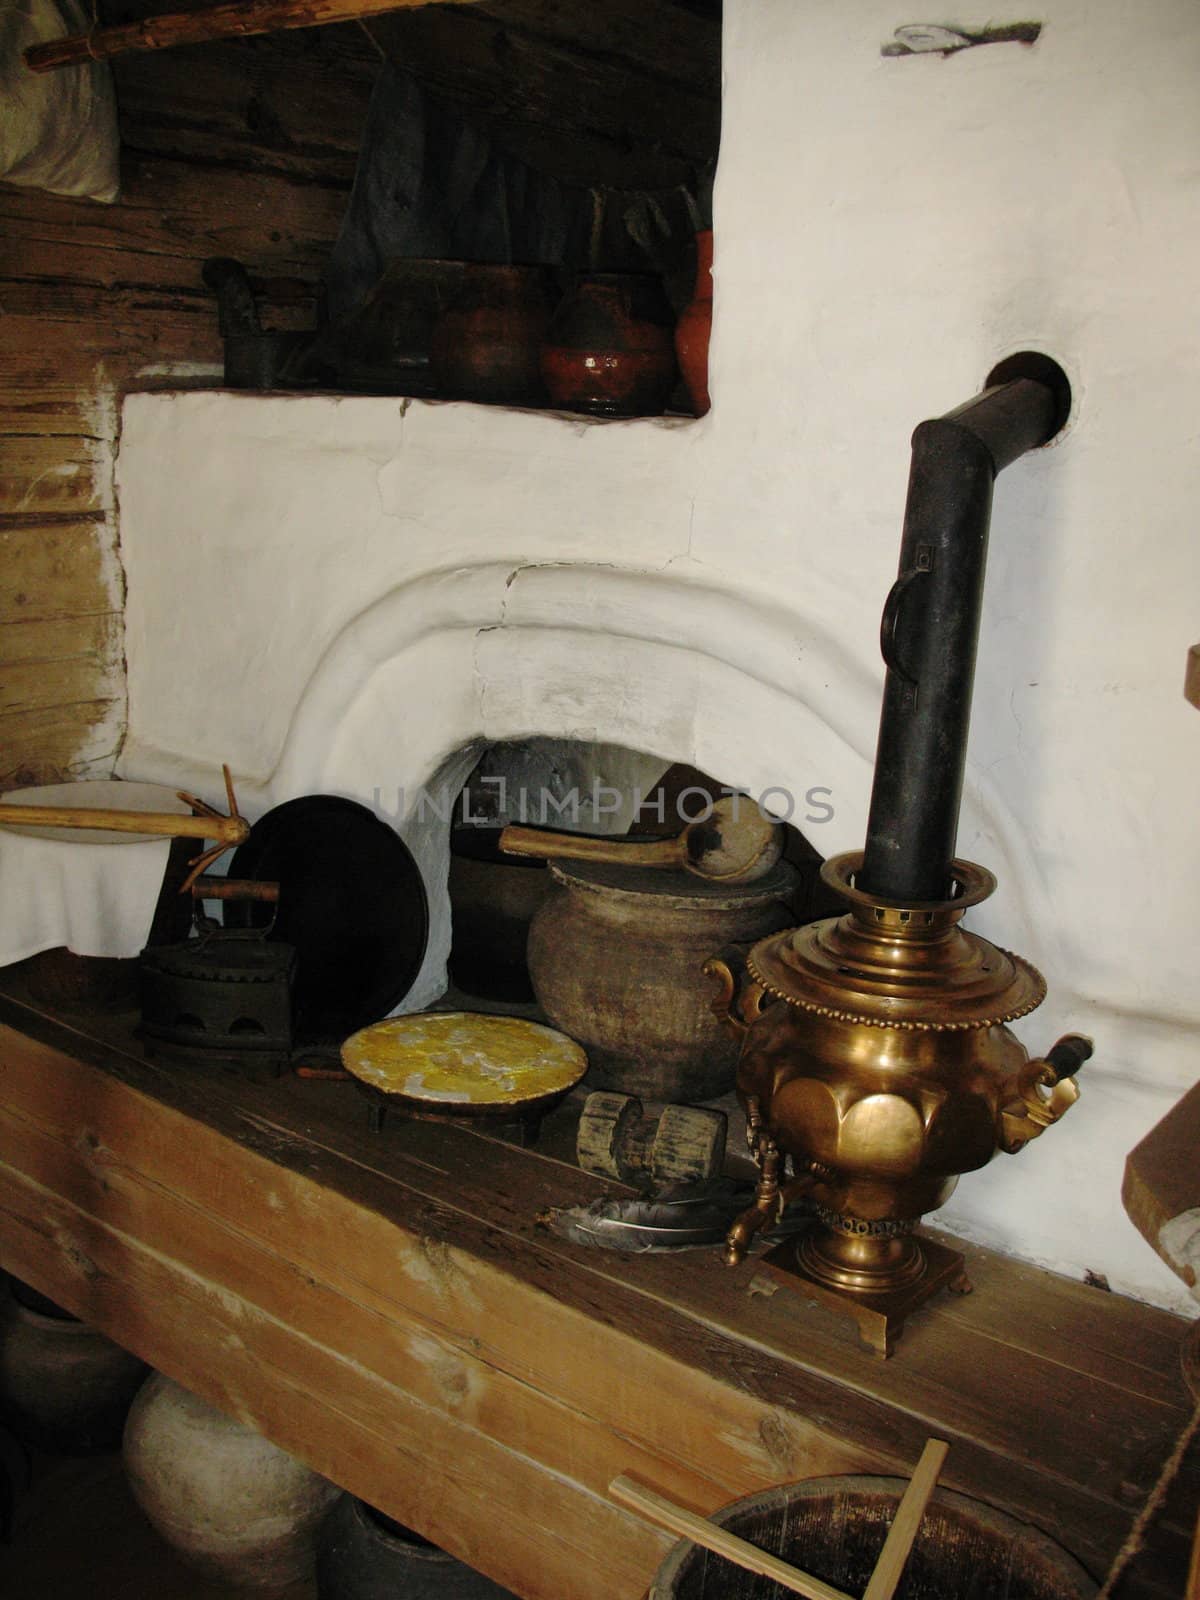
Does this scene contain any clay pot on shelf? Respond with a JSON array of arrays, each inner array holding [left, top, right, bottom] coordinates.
[[675, 229, 713, 416], [0, 1275, 146, 1453], [429, 264, 556, 407], [448, 826, 552, 1002], [316, 1494, 519, 1600], [526, 860, 795, 1102], [123, 1373, 339, 1588], [540, 272, 678, 417]]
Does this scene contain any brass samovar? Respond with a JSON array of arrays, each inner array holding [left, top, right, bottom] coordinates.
[[709, 365, 1091, 1356]]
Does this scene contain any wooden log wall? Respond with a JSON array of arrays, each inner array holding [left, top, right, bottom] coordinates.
[[0, 25, 379, 791]]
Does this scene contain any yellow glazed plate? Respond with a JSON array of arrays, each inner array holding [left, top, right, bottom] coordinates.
[[340, 1012, 587, 1110]]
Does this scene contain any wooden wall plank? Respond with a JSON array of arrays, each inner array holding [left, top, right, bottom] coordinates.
[[0, 657, 120, 720], [0, 521, 121, 620], [0, 437, 108, 515], [0, 701, 125, 789], [0, 20, 377, 782]]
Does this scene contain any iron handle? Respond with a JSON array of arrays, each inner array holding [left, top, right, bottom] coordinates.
[[879, 551, 933, 685]]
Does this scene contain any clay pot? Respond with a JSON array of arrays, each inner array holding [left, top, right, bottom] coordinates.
[[123, 1373, 340, 1588], [0, 1276, 146, 1453], [675, 230, 713, 416], [429, 264, 556, 406], [448, 826, 552, 1002], [316, 1494, 519, 1600], [526, 860, 795, 1102], [540, 272, 677, 417]]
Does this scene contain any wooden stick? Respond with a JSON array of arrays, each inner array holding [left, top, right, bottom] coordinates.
[[25, 0, 489, 73], [608, 1475, 854, 1600], [500, 824, 681, 871], [861, 1438, 949, 1600], [191, 876, 279, 901], [0, 805, 249, 845]]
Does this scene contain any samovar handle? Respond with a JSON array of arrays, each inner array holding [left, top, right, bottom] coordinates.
[[702, 947, 771, 1040]]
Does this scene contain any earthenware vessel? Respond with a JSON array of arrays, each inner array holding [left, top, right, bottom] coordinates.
[[0, 1276, 146, 1453], [430, 264, 556, 406], [675, 229, 713, 416], [526, 860, 795, 1101], [540, 272, 677, 417], [448, 825, 551, 1001], [123, 1373, 339, 1587], [316, 1494, 519, 1600]]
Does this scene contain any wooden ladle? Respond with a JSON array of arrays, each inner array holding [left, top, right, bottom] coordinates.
[[500, 796, 784, 884]]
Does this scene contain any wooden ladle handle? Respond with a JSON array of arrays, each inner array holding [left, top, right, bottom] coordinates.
[[499, 824, 680, 870]]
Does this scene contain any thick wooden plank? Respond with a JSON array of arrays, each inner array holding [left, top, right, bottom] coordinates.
[[0, 520, 121, 620], [367, 5, 717, 188], [0, 616, 124, 716], [26, 0, 492, 74], [8, 234, 232, 300], [0, 999, 1192, 1591], [111, 25, 378, 162], [0, 1025, 887, 1498], [0, 1163, 667, 1600], [0, 435, 107, 515], [0, 1095, 744, 1514], [471, 0, 720, 94], [1, 16, 375, 785], [1124, 1081, 1200, 1293], [0, 612, 123, 666], [0, 700, 125, 788], [0, 182, 339, 279], [0, 394, 111, 440]]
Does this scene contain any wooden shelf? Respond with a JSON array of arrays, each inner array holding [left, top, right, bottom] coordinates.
[[0, 981, 1193, 1600]]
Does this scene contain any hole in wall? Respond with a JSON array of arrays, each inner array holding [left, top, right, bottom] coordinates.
[[985, 351, 1073, 442]]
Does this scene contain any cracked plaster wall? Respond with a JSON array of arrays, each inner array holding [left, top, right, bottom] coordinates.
[[114, 0, 1200, 1312]]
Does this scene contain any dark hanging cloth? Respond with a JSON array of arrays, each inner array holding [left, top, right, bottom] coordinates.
[[326, 64, 709, 322]]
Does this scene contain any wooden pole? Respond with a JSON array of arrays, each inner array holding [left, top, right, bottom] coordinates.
[[1187, 1509, 1200, 1600], [861, 1439, 949, 1600], [24, 0, 489, 74], [0, 805, 248, 845]]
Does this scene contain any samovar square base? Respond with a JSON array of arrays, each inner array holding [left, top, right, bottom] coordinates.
[[753, 1231, 971, 1359]]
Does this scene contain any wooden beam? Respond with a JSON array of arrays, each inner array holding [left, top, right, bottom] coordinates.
[[25, 0, 490, 74]]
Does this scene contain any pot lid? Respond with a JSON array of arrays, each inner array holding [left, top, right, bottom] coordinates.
[[223, 795, 428, 1045]]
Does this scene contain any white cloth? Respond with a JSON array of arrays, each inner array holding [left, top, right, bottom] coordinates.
[[0, 781, 189, 964], [0, 0, 120, 203]]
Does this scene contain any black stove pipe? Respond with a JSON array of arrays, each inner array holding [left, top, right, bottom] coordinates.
[[858, 377, 1060, 903]]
